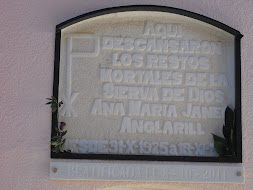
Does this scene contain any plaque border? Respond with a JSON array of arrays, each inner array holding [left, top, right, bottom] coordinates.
[[51, 5, 243, 163]]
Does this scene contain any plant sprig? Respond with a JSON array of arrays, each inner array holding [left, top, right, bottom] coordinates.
[[46, 96, 71, 153], [212, 106, 236, 157], [46, 96, 63, 113], [51, 122, 71, 153]]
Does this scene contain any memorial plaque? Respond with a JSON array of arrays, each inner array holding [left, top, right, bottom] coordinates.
[[51, 6, 242, 165]]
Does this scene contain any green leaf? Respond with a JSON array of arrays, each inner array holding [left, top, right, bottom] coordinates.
[[59, 146, 64, 152], [51, 136, 60, 141], [230, 128, 235, 152], [62, 138, 66, 145], [61, 130, 67, 137], [51, 141, 60, 146], [51, 96, 57, 101], [224, 147, 234, 157], [223, 107, 234, 141], [225, 107, 234, 127], [52, 107, 57, 113], [52, 148, 59, 153], [46, 98, 52, 100], [225, 151, 235, 157], [212, 133, 227, 144], [231, 128, 235, 145], [214, 141, 227, 156], [223, 107, 235, 147], [223, 125, 232, 146], [55, 127, 59, 133], [46, 102, 52, 105]]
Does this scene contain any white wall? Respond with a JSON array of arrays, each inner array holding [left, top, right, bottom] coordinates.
[[0, 0, 252, 189]]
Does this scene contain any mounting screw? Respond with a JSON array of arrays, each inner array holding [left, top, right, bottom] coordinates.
[[237, 172, 242, 177], [53, 168, 58, 173]]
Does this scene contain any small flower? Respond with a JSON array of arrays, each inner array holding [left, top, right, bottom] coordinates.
[[60, 122, 66, 130]]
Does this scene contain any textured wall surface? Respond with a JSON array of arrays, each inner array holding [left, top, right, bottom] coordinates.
[[0, 0, 252, 189]]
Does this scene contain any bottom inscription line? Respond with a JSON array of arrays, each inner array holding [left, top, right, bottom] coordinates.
[[50, 160, 244, 184]]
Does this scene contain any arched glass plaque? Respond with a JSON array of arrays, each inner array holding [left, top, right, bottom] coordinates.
[[51, 5, 242, 163]]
